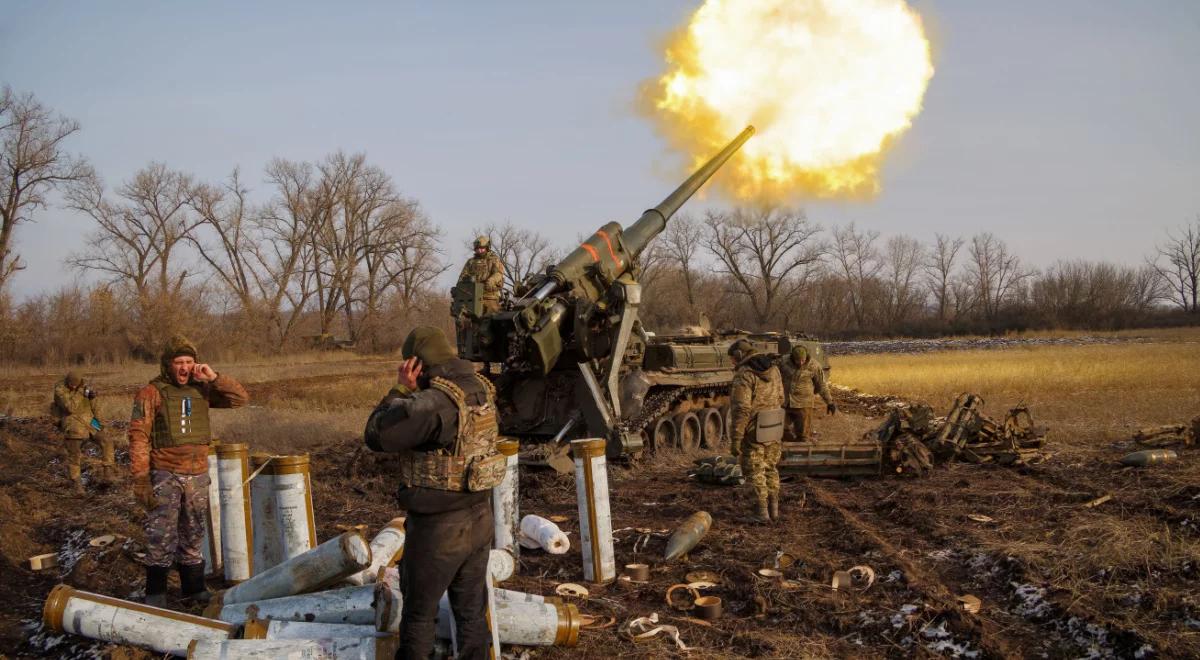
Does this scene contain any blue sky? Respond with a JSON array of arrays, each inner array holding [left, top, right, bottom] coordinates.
[[2, 1, 1198, 300]]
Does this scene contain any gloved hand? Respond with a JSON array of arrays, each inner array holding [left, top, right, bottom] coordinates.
[[827, 402, 838, 416], [133, 476, 157, 511]]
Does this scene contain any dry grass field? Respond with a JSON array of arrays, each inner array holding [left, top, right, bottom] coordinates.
[[1, 330, 1198, 657]]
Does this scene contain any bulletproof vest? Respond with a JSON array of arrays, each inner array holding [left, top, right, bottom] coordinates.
[[151, 381, 212, 449], [397, 373, 505, 492], [463, 256, 501, 297]]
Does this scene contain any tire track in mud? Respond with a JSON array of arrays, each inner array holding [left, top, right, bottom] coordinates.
[[804, 479, 1026, 659]]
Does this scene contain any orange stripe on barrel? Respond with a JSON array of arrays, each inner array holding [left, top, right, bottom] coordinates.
[[580, 243, 600, 262], [595, 230, 623, 269]]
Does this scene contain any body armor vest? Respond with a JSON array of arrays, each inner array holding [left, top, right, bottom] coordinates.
[[151, 381, 212, 449], [397, 374, 505, 492]]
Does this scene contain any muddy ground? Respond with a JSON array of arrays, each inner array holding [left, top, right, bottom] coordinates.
[[0, 372, 1197, 658]]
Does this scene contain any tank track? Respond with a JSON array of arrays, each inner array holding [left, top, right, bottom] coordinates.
[[619, 383, 729, 433]]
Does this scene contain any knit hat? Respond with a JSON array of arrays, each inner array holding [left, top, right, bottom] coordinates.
[[401, 327, 457, 368], [160, 335, 199, 380]]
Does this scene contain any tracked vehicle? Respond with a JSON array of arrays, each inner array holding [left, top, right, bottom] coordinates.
[[451, 126, 827, 460]]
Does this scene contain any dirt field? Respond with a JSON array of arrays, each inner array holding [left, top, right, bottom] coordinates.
[[1, 332, 1197, 658]]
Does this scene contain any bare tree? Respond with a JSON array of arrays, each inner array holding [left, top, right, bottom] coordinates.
[[1149, 216, 1200, 313], [882, 235, 926, 326], [188, 169, 261, 315], [468, 221, 558, 294], [66, 163, 200, 349], [829, 223, 882, 328], [660, 214, 704, 308], [965, 232, 1034, 321], [704, 206, 823, 327], [0, 86, 92, 290], [924, 233, 964, 322]]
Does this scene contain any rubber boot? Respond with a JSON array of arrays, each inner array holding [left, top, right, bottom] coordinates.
[[68, 464, 85, 495], [178, 562, 211, 604], [768, 493, 780, 521], [145, 565, 169, 608]]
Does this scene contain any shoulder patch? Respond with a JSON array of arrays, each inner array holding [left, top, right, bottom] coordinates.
[[131, 399, 145, 420]]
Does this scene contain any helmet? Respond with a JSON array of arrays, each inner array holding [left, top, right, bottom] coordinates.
[[790, 346, 809, 364], [473, 236, 490, 250], [727, 339, 754, 360]]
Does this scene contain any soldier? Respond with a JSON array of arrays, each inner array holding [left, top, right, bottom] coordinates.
[[364, 327, 503, 660], [129, 336, 248, 607], [727, 339, 785, 523], [780, 346, 836, 442], [457, 236, 505, 315], [52, 370, 116, 493]]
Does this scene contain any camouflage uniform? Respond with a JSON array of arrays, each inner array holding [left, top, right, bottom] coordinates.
[[457, 246, 505, 315], [52, 373, 115, 489], [728, 345, 784, 521], [780, 349, 835, 442], [143, 470, 210, 568], [129, 336, 248, 605]]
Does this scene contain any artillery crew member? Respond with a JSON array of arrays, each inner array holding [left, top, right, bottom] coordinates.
[[52, 370, 116, 493], [364, 326, 504, 660], [456, 235, 505, 315], [129, 335, 248, 607], [727, 339, 785, 523], [780, 346, 836, 442]]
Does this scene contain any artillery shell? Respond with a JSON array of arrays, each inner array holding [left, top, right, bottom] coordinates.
[[664, 511, 713, 562], [1120, 449, 1178, 467]]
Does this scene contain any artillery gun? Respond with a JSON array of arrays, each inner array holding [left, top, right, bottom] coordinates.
[[454, 126, 827, 461]]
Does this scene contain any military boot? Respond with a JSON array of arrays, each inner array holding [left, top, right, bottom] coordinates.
[[768, 493, 780, 520], [754, 497, 771, 524], [145, 565, 169, 608], [68, 464, 85, 495], [179, 563, 211, 605]]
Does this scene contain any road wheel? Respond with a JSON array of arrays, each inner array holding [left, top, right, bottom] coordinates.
[[673, 412, 701, 452], [698, 408, 724, 449], [649, 417, 676, 453]]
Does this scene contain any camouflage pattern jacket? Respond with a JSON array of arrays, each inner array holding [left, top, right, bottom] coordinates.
[[129, 374, 248, 478], [728, 354, 784, 444], [53, 379, 99, 439], [780, 358, 833, 409], [457, 252, 504, 301]]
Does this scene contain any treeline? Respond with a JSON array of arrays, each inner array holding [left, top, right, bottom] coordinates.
[[2, 85, 1199, 364]]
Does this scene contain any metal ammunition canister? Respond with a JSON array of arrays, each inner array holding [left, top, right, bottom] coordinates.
[[210, 583, 390, 628], [270, 454, 318, 560], [435, 594, 580, 647], [201, 440, 223, 578], [220, 531, 371, 605], [188, 637, 396, 659], [493, 439, 521, 561], [249, 453, 282, 575], [346, 517, 406, 586], [43, 584, 236, 657], [571, 438, 615, 584], [216, 442, 253, 582], [261, 620, 383, 640]]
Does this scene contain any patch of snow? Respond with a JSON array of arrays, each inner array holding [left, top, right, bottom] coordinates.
[[884, 569, 904, 583], [927, 548, 956, 561], [891, 603, 920, 629], [920, 621, 981, 658], [1011, 582, 1053, 619]]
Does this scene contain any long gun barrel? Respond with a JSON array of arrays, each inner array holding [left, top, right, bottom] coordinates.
[[526, 125, 755, 303]]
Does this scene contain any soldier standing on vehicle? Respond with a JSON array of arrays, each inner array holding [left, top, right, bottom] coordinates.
[[53, 370, 116, 493], [129, 336, 248, 607], [364, 326, 504, 660], [727, 339, 785, 523], [780, 346, 836, 442], [456, 236, 505, 315]]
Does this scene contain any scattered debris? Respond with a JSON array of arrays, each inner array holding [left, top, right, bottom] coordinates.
[[664, 511, 712, 562], [623, 563, 649, 582], [87, 535, 116, 548], [757, 568, 783, 581], [684, 570, 721, 585], [831, 566, 875, 592], [1133, 417, 1198, 448], [1120, 449, 1179, 467], [28, 553, 58, 571], [956, 594, 982, 614], [688, 456, 744, 485], [966, 514, 995, 524], [1082, 494, 1113, 508], [517, 515, 570, 554], [665, 584, 699, 610], [555, 583, 589, 598], [623, 613, 689, 651], [693, 595, 722, 620]]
